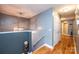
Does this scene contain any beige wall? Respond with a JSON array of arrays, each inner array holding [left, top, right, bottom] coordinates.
[[62, 21, 68, 35]]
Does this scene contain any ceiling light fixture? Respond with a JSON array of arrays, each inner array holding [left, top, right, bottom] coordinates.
[[19, 12, 23, 15], [37, 27, 43, 30]]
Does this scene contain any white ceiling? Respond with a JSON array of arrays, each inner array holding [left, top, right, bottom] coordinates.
[[0, 4, 76, 18], [0, 4, 64, 18]]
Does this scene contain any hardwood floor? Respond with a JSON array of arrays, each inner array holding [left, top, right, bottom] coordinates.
[[33, 35, 75, 54], [52, 35, 75, 54], [32, 46, 52, 54]]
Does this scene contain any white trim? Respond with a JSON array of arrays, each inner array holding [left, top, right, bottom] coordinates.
[[43, 44, 53, 49], [28, 52, 32, 54], [0, 30, 32, 34], [33, 43, 53, 52], [73, 37, 77, 54]]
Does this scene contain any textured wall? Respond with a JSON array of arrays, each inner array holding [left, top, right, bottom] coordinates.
[[30, 17, 37, 30], [0, 13, 30, 32]]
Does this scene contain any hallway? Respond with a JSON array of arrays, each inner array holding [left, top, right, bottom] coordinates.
[[33, 35, 75, 54], [52, 35, 75, 54]]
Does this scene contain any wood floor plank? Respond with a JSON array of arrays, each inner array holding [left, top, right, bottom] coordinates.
[[52, 35, 75, 54], [33, 35, 75, 54], [32, 46, 52, 54]]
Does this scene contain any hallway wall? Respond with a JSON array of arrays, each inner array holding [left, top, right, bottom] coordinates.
[[53, 11, 61, 46], [31, 9, 53, 51], [74, 19, 79, 53]]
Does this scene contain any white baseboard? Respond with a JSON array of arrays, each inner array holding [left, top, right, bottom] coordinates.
[[73, 37, 77, 54], [33, 43, 53, 52]]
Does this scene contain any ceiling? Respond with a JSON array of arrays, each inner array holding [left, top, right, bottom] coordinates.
[[0, 4, 69, 18], [0, 4, 54, 18], [0, 4, 77, 19], [57, 5, 76, 19]]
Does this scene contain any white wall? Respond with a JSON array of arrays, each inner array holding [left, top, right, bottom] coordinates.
[[53, 11, 61, 46]]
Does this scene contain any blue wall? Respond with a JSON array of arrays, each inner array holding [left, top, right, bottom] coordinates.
[[32, 9, 53, 51], [0, 32, 31, 54]]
